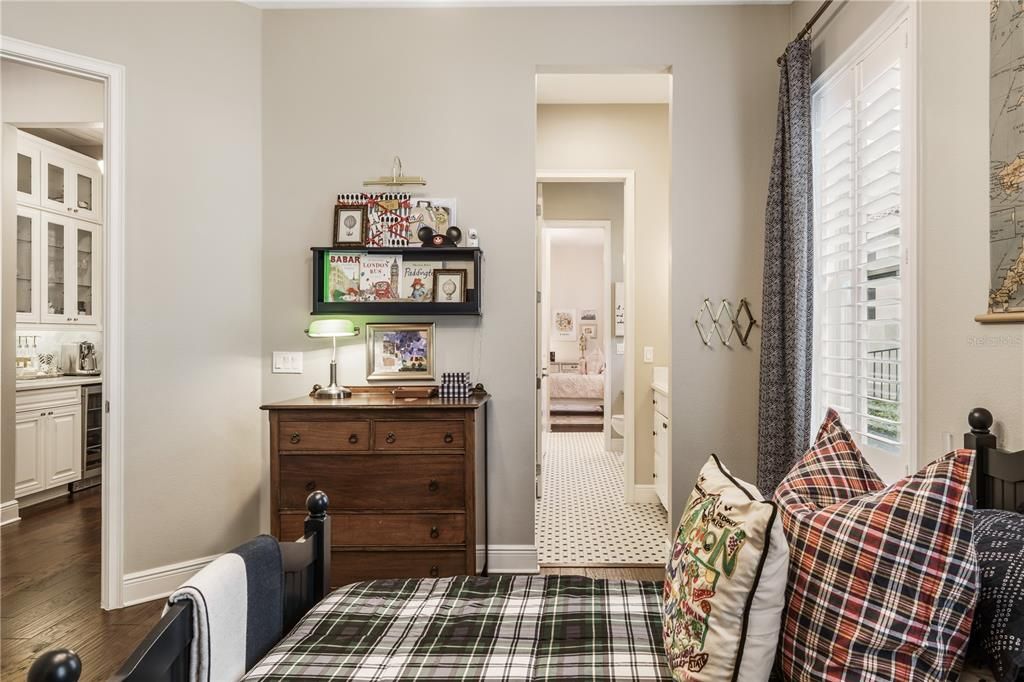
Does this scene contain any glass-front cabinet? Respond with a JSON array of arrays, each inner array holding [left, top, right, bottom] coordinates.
[[16, 130, 103, 328], [41, 151, 102, 223], [15, 207, 41, 323]]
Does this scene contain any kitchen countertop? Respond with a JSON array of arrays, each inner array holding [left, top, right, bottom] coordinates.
[[16, 375, 102, 392]]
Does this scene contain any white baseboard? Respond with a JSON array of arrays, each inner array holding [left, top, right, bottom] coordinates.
[[17, 486, 70, 509], [633, 484, 660, 505], [476, 544, 539, 575], [0, 500, 20, 526], [122, 553, 219, 606]]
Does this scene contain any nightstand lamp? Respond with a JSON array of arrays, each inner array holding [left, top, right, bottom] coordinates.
[[306, 318, 359, 399]]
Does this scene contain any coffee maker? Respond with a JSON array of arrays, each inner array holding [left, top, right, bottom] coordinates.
[[63, 341, 100, 375]]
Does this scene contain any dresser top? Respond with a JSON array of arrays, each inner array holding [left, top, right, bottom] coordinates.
[[261, 392, 490, 411]]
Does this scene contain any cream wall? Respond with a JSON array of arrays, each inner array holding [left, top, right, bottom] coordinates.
[[1, 1, 265, 573], [263, 6, 785, 548], [548, 240, 603, 362], [791, 0, 1024, 455], [1, 58, 104, 124], [537, 104, 669, 484]]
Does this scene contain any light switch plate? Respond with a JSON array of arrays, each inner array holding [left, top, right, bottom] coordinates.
[[272, 351, 303, 374], [616, 342, 625, 355], [643, 346, 654, 363]]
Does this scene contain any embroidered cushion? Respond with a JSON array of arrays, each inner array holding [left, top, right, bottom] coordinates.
[[967, 509, 1024, 682], [663, 455, 789, 681], [774, 409, 978, 681]]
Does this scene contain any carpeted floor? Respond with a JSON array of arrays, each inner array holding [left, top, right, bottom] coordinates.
[[536, 432, 669, 565]]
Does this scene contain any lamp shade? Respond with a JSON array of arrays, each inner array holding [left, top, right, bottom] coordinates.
[[306, 318, 357, 338]]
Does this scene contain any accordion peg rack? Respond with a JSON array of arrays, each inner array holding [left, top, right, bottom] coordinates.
[[694, 297, 758, 348]]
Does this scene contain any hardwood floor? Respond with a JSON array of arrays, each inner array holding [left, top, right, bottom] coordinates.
[[0, 489, 663, 681], [0, 488, 162, 682]]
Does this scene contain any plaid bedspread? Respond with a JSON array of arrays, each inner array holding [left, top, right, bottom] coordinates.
[[242, 575, 671, 681]]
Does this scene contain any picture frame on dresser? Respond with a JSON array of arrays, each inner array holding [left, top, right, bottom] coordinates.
[[365, 323, 435, 381]]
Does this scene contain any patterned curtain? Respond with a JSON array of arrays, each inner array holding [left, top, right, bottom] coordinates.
[[757, 39, 814, 495]]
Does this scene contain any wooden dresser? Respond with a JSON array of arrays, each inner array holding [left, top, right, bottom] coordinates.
[[262, 391, 489, 588]]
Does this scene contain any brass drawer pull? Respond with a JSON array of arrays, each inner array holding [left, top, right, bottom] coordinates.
[[428, 479, 440, 493], [429, 565, 440, 578], [385, 432, 396, 444], [443, 432, 454, 444], [348, 433, 359, 444], [430, 526, 440, 539], [305, 480, 316, 492], [290, 433, 301, 444]]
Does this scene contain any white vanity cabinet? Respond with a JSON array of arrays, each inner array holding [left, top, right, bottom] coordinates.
[[15, 131, 103, 328], [652, 387, 670, 511], [15, 387, 83, 499]]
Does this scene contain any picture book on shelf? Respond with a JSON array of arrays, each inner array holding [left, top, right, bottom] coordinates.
[[324, 252, 362, 302], [402, 261, 434, 301], [360, 254, 402, 301]]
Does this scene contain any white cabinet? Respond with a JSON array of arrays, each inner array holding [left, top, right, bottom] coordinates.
[[14, 412, 46, 497], [16, 139, 41, 206], [653, 391, 670, 511], [41, 150, 102, 223], [15, 206, 42, 323], [15, 388, 82, 500]]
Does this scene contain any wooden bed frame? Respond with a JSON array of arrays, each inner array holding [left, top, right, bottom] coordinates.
[[25, 409, 1024, 681]]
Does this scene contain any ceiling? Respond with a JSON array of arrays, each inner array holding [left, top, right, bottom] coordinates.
[[536, 73, 671, 104], [20, 126, 104, 159], [247, 0, 785, 7]]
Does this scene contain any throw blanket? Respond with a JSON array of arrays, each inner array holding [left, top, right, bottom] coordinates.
[[242, 575, 670, 681], [167, 535, 283, 682], [548, 373, 604, 400]]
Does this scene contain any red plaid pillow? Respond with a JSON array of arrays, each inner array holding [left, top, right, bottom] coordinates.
[[774, 409, 978, 680]]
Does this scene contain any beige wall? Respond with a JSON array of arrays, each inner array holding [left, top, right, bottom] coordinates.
[[548, 240, 604, 362], [1, 125, 16, 506], [537, 104, 669, 484], [263, 6, 785, 546], [2, 1, 265, 573], [1, 58, 104, 124], [792, 0, 1024, 456]]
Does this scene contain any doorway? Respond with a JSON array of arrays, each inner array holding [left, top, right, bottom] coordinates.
[[1, 38, 127, 614]]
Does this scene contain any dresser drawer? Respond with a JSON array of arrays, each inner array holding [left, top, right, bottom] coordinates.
[[278, 420, 370, 452], [331, 549, 466, 587], [280, 512, 466, 547], [373, 420, 464, 451], [279, 455, 465, 510]]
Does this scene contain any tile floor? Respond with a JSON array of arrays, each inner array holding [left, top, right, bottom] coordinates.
[[536, 432, 669, 565]]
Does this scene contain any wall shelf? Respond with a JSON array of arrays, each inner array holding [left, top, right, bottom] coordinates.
[[311, 246, 482, 316]]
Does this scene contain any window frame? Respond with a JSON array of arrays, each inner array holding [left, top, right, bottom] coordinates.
[[810, 2, 919, 481]]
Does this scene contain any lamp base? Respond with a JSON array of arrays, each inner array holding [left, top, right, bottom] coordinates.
[[313, 384, 352, 399]]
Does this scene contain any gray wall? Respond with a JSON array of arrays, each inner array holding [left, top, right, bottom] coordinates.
[[2, 1, 265, 573], [791, 0, 1024, 455], [262, 5, 786, 544]]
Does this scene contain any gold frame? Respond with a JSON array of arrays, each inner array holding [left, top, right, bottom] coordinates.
[[365, 323, 435, 381]]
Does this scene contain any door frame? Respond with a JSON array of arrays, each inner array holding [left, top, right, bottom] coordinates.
[[535, 170, 637, 501], [1, 36, 127, 609], [538, 220, 612, 443]]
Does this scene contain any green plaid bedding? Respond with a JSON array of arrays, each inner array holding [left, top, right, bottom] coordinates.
[[243, 575, 671, 681]]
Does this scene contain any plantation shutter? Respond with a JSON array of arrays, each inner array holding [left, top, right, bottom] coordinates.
[[813, 18, 911, 481]]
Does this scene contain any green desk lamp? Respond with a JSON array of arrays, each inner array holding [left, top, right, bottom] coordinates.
[[306, 318, 359, 399]]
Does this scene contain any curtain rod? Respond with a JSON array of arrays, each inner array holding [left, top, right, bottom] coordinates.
[[777, 0, 835, 65]]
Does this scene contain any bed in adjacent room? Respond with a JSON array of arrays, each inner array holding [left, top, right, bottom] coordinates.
[[547, 348, 606, 433]]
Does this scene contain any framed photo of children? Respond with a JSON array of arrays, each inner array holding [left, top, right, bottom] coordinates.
[[334, 203, 368, 247], [433, 269, 467, 303], [366, 323, 435, 381]]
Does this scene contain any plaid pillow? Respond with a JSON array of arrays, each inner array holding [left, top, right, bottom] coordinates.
[[773, 409, 978, 680]]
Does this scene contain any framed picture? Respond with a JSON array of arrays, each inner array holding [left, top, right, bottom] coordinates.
[[580, 309, 597, 322], [614, 282, 625, 337], [366, 323, 435, 381], [553, 309, 576, 340], [581, 323, 597, 339], [433, 269, 467, 303], [333, 203, 368, 247]]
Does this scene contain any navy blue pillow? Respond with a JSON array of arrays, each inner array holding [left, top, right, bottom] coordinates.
[[968, 510, 1024, 682]]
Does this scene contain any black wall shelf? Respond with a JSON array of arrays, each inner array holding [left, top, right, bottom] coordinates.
[[311, 246, 482, 316]]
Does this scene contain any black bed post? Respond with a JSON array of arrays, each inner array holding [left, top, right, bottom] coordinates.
[[305, 491, 331, 600], [965, 407, 996, 509], [27, 649, 81, 682]]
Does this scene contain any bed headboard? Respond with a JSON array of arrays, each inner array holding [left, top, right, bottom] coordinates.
[[964, 407, 1024, 514]]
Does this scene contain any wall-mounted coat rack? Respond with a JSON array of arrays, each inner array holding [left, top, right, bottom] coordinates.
[[694, 297, 758, 348]]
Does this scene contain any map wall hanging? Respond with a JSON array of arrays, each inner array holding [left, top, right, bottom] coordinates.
[[337, 192, 413, 247], [985, 3, 1024, 322]]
